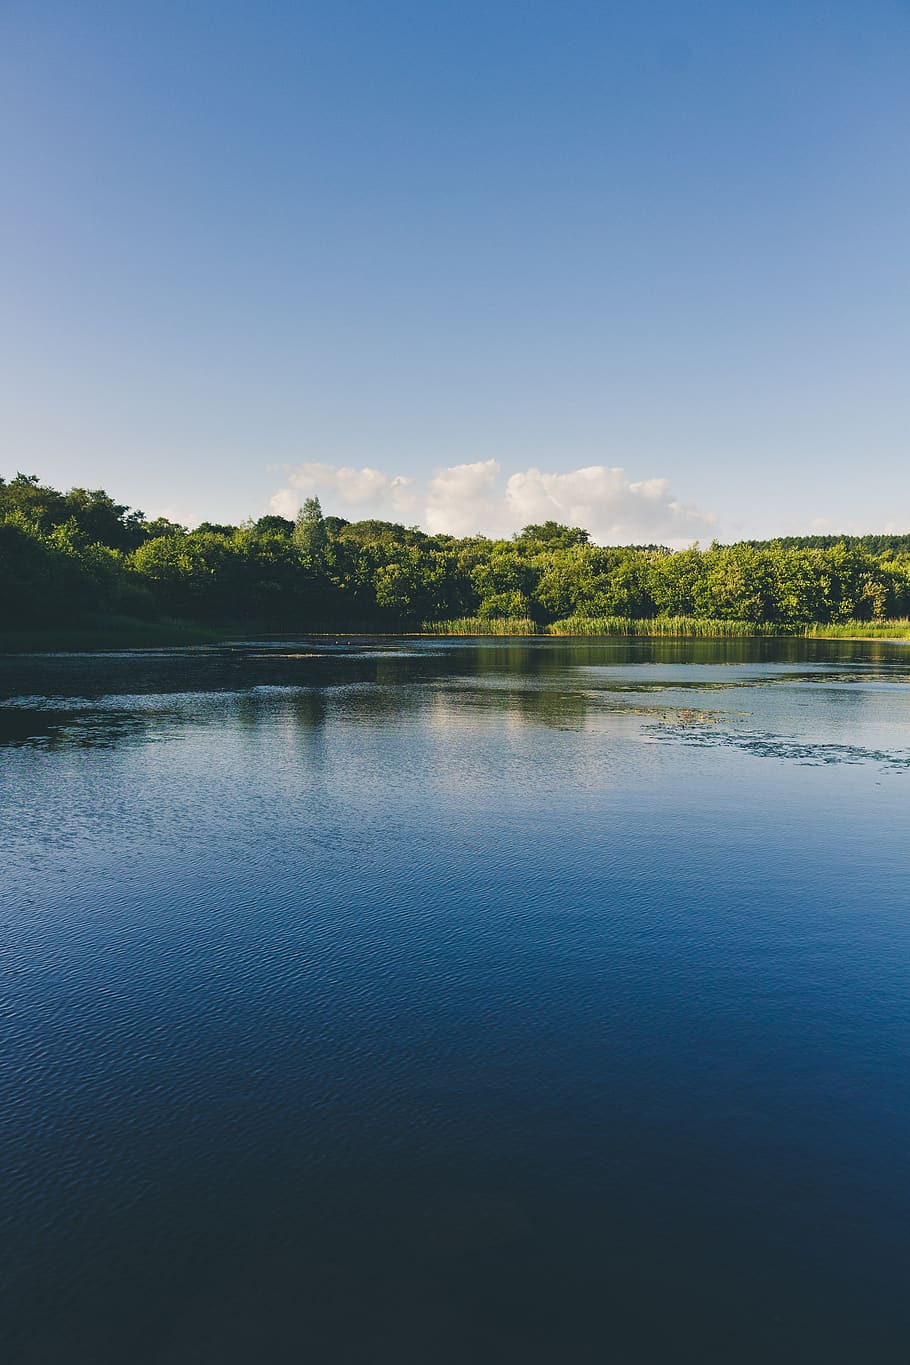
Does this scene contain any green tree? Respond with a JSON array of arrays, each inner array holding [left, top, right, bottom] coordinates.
[[294, 497, 328, 563]]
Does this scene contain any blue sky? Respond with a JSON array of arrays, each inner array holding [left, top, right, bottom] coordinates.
[[1, 1, 908, 542]]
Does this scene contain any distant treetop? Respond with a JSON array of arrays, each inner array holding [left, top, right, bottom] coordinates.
[[513, 521, 590, 548]]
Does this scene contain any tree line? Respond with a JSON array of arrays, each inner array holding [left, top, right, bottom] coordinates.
[[2, 472, 910, 632]]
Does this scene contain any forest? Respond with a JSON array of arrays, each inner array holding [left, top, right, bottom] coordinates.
[[3, 472, 910, 638]]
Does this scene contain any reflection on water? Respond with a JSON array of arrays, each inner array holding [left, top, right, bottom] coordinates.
[[2, 636, 909, 764], [5, 636, 910, 764], [2, 638, 910, 1363]]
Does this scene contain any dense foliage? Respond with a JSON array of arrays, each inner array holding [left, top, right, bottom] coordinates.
[[3, 473, 910, 633]]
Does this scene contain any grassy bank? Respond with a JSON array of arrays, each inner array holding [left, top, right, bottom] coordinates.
[[419, 616, 538, 636], [0, 615, 232, 652], [419, 615, 788, 637], [545, 615, 787, 637], [420, 615, 910, 639], [4, 614, 910, 651], [802, 619, 910, 639]]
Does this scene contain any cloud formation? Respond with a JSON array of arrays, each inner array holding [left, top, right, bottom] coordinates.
[[271, 460, 715, 546], [270, 462, 418, 522]]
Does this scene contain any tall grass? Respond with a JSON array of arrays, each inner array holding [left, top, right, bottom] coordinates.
[[803, 619, 910, 639], [419, 614, 910, 638], [545, 615, 788, 637], [420, 617, 538, 636], [11, 613, 908, 649]]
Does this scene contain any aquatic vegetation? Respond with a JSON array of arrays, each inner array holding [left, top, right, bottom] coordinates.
[[803, 619, 910, 639], [544, 615, 787, 637], [419, 617, 537, 636], [423, 616, 910, 639], [645, 717, 910, 769]]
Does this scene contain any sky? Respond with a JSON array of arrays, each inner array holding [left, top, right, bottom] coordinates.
[[1, 0, 908, 544]]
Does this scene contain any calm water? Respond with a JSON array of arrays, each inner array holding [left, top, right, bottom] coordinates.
[[2, 638, 909, 1363]]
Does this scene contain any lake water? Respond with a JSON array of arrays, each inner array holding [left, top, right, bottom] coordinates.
[[2, 638, 909, 1363]]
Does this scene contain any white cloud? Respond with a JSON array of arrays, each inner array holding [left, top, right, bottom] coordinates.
[[425, 460, 503, 536], [269, 487, 299, 520], [271, 459, 716, 546], [505, 466, 713, 545], [270, 462, 418, 522]]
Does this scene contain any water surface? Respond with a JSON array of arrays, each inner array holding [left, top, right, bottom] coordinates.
[[2, 638, 909, 1363]]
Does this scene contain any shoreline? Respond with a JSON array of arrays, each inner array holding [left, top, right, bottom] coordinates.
[[3, 620, 910, 652]]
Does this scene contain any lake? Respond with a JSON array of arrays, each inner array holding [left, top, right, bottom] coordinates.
[[2, 638, 909, 1363]]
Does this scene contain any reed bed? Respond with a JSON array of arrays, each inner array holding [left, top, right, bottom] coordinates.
[[545, 615, 787, 637], [803, 619, 910, 639], [419, 615, 910, 638], [420, 617, 538, 636]]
